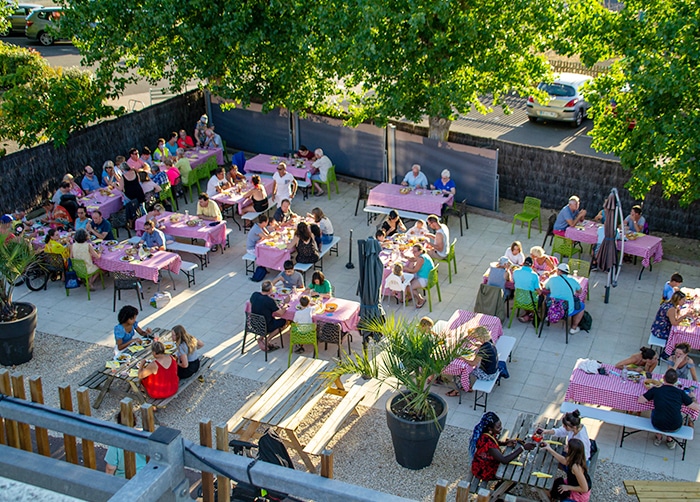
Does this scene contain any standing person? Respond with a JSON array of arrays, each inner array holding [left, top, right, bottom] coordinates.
[[403, 243, 434, 309], [638, 368, 699, 448], [104, 413, 147, 478], [272, 162, 298, 206], [540, 439, 592, 502], [426, 214, 449, 260], [469, 412, 535, 482], [194, 115, 208, 147], [138, 341, 179, 399], [624, 204, 646, 233], [172, 325, 204, 380], [310, 148, 332, 196], [401, 164, 428, 189], [114, 305, 152, 350], [249, 280, 288, 352], [118, 163, 146, 208], [539, 409, 591, 461], [553, 195, 587, 236]]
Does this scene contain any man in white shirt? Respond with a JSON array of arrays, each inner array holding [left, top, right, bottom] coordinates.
[[206, 167, 229, 196], [272, 162, 297, 206], [426, 214, 450, 259], [311, 148, 332, 196], [401, 164, 429, 189]]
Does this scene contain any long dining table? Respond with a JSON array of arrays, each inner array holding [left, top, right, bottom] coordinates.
[[367, 182, 454, 215], [135, 211, 227, 248], [79, 188, 124, 220], [94, 241, 182, 284], [210, 175, 276, 230], [245, 154, 313, 179], [184, 147, 224, 169]]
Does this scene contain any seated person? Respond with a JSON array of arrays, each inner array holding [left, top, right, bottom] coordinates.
[[81, 166, 101, 194], [241, 175, 269, 215], [206, 167, 230, 196], [41, 199, 72, 230], [177, 129, 195, 150], [469, 411, 535, 482], [163, 157, 181, 186], [138, 170, 161, 196], [292, 295, 315, 353], [249, 280, 289, 352], [70, 228, 102, 287], [616, 347, 659, 374], [505, 241, 525, 266], [63, 174, 84, 198], [140, 220, 166, 251], [309, 207, 334, 245], [512, 257, 541, 322], [385, 263, 413, 303], [530, 245, 557, 277], [544, 263, 585, 334], [486, 256, 512, 296], [593, 206, 606, 223], [114, 305, 152, 350], [307, 270, 332, 298], [540, 439, 591, 499], [138, 341, 179, 400], [426, 214, 450, 260], [651, 291, 689, 343], [86, 210, 114, 240], [401, 164, 428, 189], [246, 214, 270, 255], [73, 205, 91, 231], [203, 127, 223, 149], [52, 181, 73, 205], [295, 145, 315, 160], [172, 325, 204, 380], [403, 243, 434, 309], [447, 327, 498, 396], [287, 222, 319, 264], [406, 219, 428, 238], [126, 148, 147, 171], [174, 149, 192, 184], [624, 204, 646, 233], [272, 260, 305, 290], [227, 164, 246, 184], [196, 192, 223, 221], [664, 343, 697, 381], [273, 199, 296, 226], [539, 409, 591, 460], [166, 132, 179, 156], [102, 161, 121, 187], [43, 229, 69, 262], [375, 229, 386, 242], [140, 147, 153, 168], [153, 138, 169, 162], [419, 316, 434, 334], [431, 169, 456, 194], [553, 195, 586, 236], [310, 148, 333, 196], [381, 210, 406, 237], [663, 273, 683, 302], [310, 223, 322, 250]]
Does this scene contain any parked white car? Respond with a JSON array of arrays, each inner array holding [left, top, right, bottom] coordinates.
[[526, 73, 593, 127]]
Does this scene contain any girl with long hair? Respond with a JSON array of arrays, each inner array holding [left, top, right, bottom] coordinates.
[[172, 325, 205, 380], [541, 438, 592, 501]]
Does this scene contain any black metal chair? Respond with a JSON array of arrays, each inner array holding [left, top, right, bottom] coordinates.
[[109, 208, 131, 238], [113, 270, 144, 312], [443, 198, 469, 236], [542, 213, 557, 248], [317, 320, 352, 357], [172, 175, 187, 206], [354, 181, 369, 216], [242, 312, 285, 362]]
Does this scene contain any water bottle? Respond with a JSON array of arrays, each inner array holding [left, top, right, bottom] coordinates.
[[622, 367, 628, 381]]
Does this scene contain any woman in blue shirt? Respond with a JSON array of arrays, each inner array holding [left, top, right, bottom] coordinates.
[[431, 169, 456, 194], [404, 243, 434, 309]]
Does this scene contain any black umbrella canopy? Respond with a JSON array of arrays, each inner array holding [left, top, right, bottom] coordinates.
[[597, 193, 618, 273], [357, 238, 386, 343]]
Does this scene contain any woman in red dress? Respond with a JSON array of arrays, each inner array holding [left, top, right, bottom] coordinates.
[[138, 341, 179, 399], [470, 412, 535, 481]]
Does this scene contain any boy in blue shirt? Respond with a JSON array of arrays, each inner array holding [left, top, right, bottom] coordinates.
[[663, 273, 683, 302]]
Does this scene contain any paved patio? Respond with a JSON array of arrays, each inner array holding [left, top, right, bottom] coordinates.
[[17, 175, 700, 483]]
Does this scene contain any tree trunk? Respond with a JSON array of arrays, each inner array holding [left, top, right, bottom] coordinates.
[[428, 116, 452, 141]]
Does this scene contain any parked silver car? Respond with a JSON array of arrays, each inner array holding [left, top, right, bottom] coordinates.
[[3, 2, 40, 35], [526, 73, 593, 127], [25, 6, 67, 46]]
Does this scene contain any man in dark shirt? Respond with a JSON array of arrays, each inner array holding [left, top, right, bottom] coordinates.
[[638, 368, 699, 449], [249, 280, 288, 351], [86, 210, 114, 240]]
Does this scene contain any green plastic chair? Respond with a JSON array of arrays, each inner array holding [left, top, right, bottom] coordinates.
[[288, 322, 318, 366], [567, 258, 590, 299], [311, 165, 339, 200], [66, 258, 104, 300], [508, 288, 540, 331], [221, 139, 231, 165], [511, 196, 542, 239], [181, 170, 200, 202], [552, 235, 581, 261], [159, 182, 177, 211], [438, 239, 458, 283], [424, 264, 442, 313]]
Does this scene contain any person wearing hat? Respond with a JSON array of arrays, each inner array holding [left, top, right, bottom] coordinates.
[[513, 257, 541, 322], [487, 256, 513, 297], [81, 166, 101, 194], [544, 263, 585, 334], [431, 169, 456, 195], [554, 195, 587, 236], [0, 214, 15, 241], [194, 115, 209, 147]]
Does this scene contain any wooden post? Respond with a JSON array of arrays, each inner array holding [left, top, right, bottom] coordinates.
[[199, 420, 214, 502], [76, 387, 96, 469], [29, 377, 51, 457], [320, 449, 334, 479], [120, 399, 137, 479], [10, 373, 32, 452], [58, 384, 79, 465], [0, 369, 19, 448], [141, 404, 156, 463], [455, 480, 471, 502], [433, 479, 448, 502], [215, 424, 231, 502]]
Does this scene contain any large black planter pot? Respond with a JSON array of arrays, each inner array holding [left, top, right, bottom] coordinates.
[[385, 392, 448, 470], [0, 303, 37, 366]]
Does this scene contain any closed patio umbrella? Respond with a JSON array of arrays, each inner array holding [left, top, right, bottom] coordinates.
[[597, 188, 624, 303], [357, 238, 386, 344]]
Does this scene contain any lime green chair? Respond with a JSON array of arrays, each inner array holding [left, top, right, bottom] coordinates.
[[288, 323, 318, 366], [512, 196, 542, 239], [311, 165, 339, 200], [567, 258, 590, 299], [181, 169, 200, 202], [221, 139, 231, 165], [424, 264, 442, 313], [438, 239, 458, 283], [66, 258, 104, 300], [508, 288, 540, 331], [159, 182, 177, 211], [552, 235, 581, 261]]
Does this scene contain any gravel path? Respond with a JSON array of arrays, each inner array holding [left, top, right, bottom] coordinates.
[[0, 332, 687, 501]]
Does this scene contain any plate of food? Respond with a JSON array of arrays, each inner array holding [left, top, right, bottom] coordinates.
[[120, 255, 134, 262], [186, 219, 199, 227], [141, 338, 152, 347], [125, 248, 138, 256], [163, 341, 177, 354], [432, 190, 442, 195], [325, 303, 338, 313], [644, 378, 662, 388], [114, 353, 131, 363], [399, 187, 411, 194], [169, 214, 182, 222], [199, 150, 209, 154], [105, 240, 118, 246], [279, 287, 291, 295]]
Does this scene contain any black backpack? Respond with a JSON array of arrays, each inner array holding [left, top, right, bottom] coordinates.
[[250, 266, 268, 282], [579, 311, 593, 332]]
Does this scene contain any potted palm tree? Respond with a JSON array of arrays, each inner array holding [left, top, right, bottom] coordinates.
[[0, 232, 40, 366], [327, 315, 481, 470]]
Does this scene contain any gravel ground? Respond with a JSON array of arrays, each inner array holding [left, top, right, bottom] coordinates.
[[0, 332, 688, 501]]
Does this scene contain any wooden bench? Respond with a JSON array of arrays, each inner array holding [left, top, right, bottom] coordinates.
[[363, 205, 428, 226], [79, 369, 109, 391], [147, 356, 214, 411], [242, 252, 256, 276], [470, 335, 517, 410], [178, 260, 198, 287], [560, 401, 694, 460], [303, 384, 365, 456], [167, 241, 210, 269], [624, 480, 700, 502], [293, 236, 341, 281]]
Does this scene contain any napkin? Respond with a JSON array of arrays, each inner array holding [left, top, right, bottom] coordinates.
[[531, 472, 552, 478], [574, 358, 602, 374], [128, 345, 144, 353], [129, 369, 139, 378], [105, 361, 120, 369]]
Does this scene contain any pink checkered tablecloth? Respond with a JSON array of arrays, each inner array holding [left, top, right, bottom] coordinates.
[[135, 211, 226, 247], [564, 363, 698, 420], [367, 183, 454, 215], [565, 220, 600, 245], [442, 310, 504, 391], [211, 176, 275, 215], [617, 234, 663, 268], [95, 247, 181, 283], [185, 148, 224, 169], [245, 154, 313, 179], [78, 189, 124, 220], [481, 270, 588, 301]]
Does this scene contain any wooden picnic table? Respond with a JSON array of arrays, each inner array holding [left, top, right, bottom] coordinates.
[[624, 480, 700, 501], [232, 356, 347, 472], [491, 412, 565, 502]]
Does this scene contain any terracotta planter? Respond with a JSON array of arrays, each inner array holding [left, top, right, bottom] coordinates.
[[0, 302, 37, 366]]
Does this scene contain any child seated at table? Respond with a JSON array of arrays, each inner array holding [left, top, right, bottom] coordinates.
[[406, 220, 428, 238], [307, 271, 332, 299], [663, 273, 683, 302], [539, 409, 592, 462], [386, 263, 413, 303], [292, 295, 315, 354], [272, 260, 304, 290]]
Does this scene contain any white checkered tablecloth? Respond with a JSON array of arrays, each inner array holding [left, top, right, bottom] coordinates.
[[617, 234, 663, 268], [564, 363, 698, 420], [367, 183, 454, 215]]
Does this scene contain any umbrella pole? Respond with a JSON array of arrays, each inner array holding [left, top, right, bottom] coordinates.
[[605, 268, 611, 304], [346, 229, 354, 269]]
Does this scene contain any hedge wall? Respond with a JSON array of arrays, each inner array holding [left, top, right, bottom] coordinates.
[[0, 90, 204, 213]]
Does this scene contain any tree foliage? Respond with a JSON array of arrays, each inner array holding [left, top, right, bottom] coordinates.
[[585, 0, 700, 205], [0, 42, 119, 148]]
